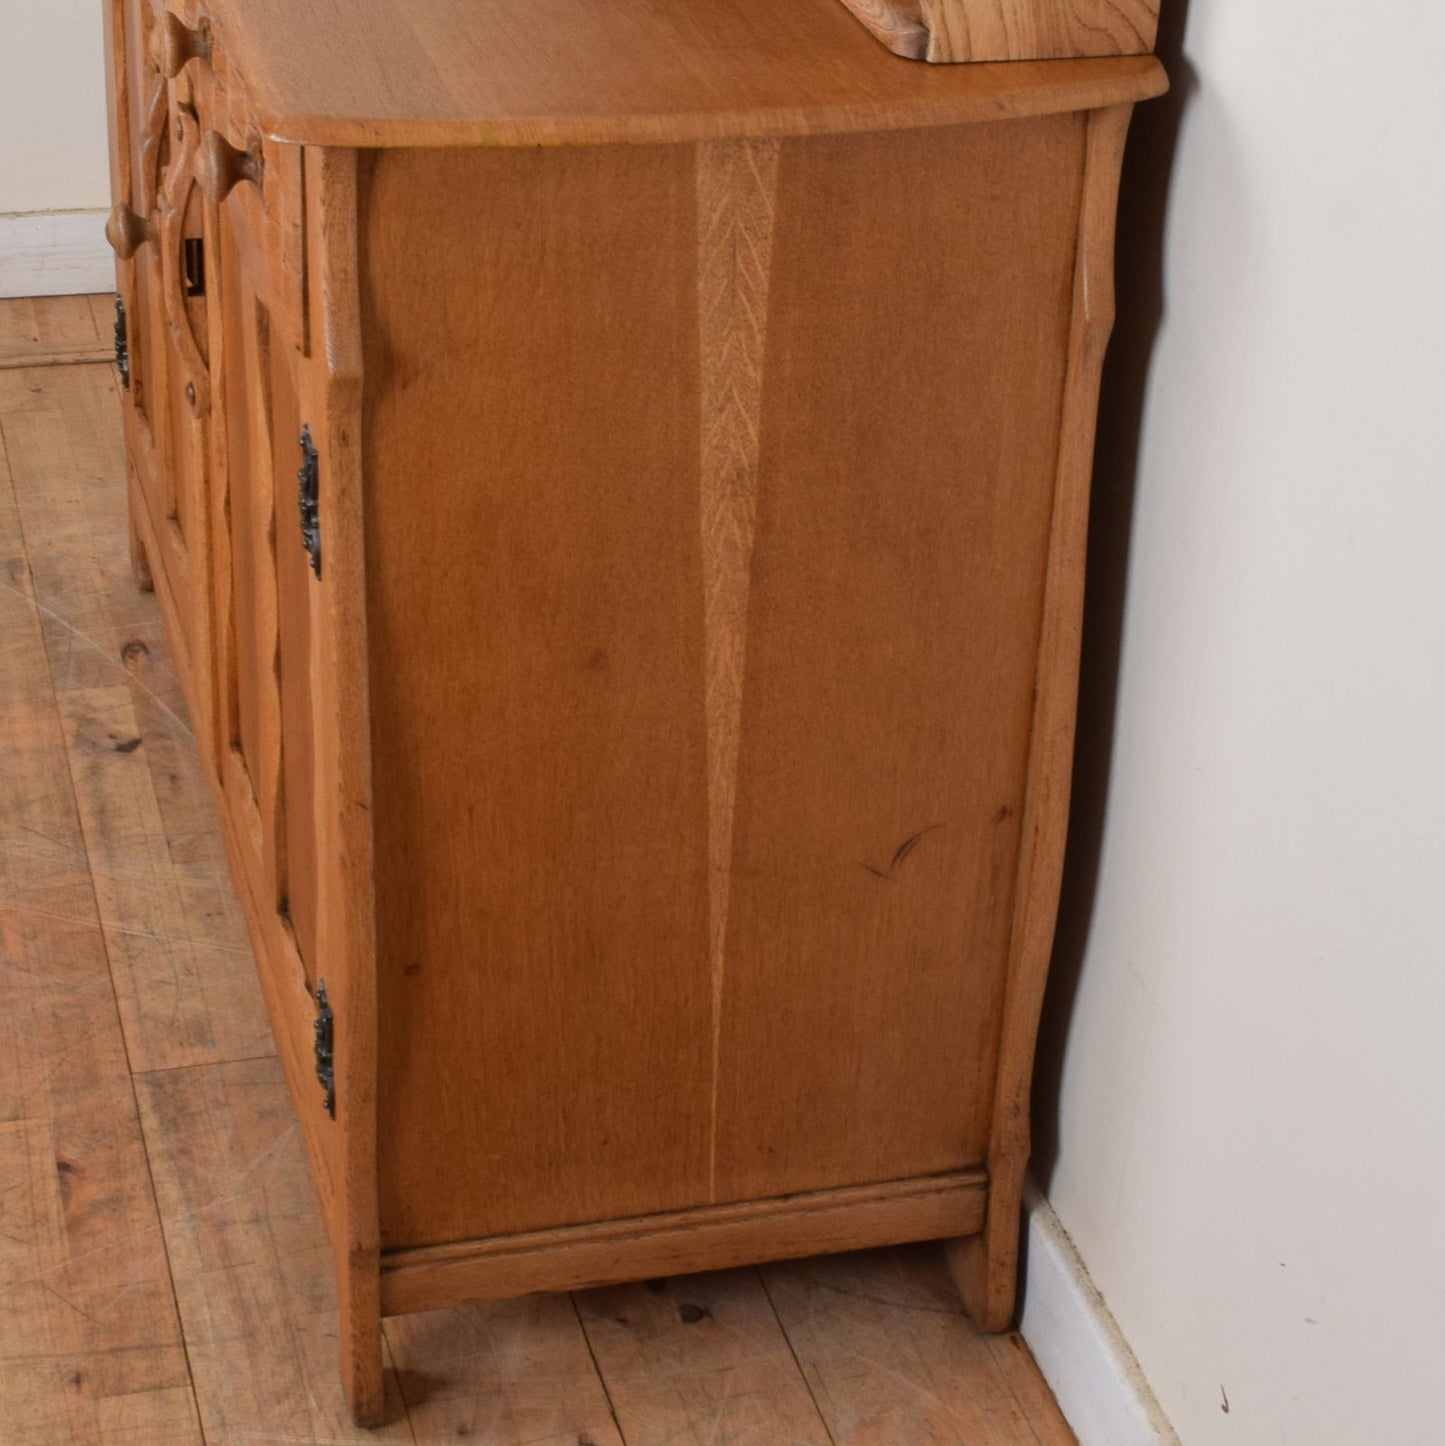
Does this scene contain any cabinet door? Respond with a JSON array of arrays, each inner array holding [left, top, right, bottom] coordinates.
[[106, 0, 170, 442], [150, 99, 212, 679], [196, 97, 321, 991], [106, 0, 216, 737]]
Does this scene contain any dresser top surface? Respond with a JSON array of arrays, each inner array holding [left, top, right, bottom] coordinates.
[[204, 0, 1166, 147]]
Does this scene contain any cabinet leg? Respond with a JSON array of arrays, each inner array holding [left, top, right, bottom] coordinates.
[[128, 508, 154, 592], [336, 1241, 386, 1427], [339, 1304, 386, 1428], [946, 1162, 1026, 1333]]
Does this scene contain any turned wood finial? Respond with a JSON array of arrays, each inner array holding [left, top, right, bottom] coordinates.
[[105, 203, 158, 260], [196, 131, 264, 203], [148, 11, 213, 77]]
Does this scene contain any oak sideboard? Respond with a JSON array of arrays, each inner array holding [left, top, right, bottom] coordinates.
[[104, 0, 1166, 1422]]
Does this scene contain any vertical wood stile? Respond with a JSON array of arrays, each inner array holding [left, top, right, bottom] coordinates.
[[302, 145, 385, 1425], [948, 100, 1137, 1331], [695, 136, 781, 1200]]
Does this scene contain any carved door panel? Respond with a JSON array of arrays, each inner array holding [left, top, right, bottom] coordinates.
[[202, 108, 321, 992], [105, 0, 169, 428], [136, 96, 214, 731], [106, 0, 174, 495], [105, 0, 216, 734]]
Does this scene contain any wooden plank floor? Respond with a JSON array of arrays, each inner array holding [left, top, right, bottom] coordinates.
[[0, 294, 1076, 1446]]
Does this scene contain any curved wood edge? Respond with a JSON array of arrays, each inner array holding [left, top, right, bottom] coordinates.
[[300, 146, 385, 1428], [236, 55, 1166, 149], [948, 99, 1139, 1333], [834, 0, 930, 59]]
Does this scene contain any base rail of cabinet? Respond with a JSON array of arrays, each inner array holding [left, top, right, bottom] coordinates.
[[378, 1168, 989, 1315]]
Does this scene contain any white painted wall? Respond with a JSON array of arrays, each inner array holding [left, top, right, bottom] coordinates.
[[0, 0, 111, 213], [1038, 2, 1445, 1443]]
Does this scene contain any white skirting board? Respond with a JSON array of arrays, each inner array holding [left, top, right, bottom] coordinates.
[[1020, 1180, 1181, 1446], [0, 210, 114, 299]]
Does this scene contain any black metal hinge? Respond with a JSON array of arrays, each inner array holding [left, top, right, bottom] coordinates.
[[298, 425, 321, 579], [314, 979, 335, 1119], [114, 297, 130, 390]]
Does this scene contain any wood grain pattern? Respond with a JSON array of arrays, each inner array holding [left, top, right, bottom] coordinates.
[[834, 0, 931, 59], [711, 117, 1084, 1204], [949, 100, 1137, 1334], [921, 0, 1160, 61], [362, 142, 714, 1251], [575, 1271, 832, 1445], [299, 143, 387, 1427], [697, 135, 781, 1201], [0, 365, 175, 709], [2, 296, 1082, 1443], [101, 0, 1167, 1412], [837, 0, 1160, 62], [0, 298, 115, 381], [197, 0, 1164, 147], [0, 352, 200, 1446], [380, 1171, 987, 1316], [384, 1298, 624, 1444], [135, 1055, 412, 1442], [58, 684, 272, 1072], [763, 1245, 1074, 1443]]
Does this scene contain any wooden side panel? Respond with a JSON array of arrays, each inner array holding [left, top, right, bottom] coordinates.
[[364, 118, 1085, 1248], [710, 117, 1086, 1202], [951, 102, 1139, 1334], [361, 144, 713, 1249]]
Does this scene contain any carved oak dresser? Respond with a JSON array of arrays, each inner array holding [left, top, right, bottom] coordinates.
[[103, 0, 1165, 1422]]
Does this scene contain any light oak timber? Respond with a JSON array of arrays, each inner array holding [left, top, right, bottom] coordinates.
[[380, 1172, 988, 1316], [57, 684, 271, 1072], [763, 1245, 1075, 1444], [697, 135, 781, 1198], [837, 0, 1160, 62], [134, 1055, 412, 1443], [197, 0, 1164, 147], [949, 101, 1138, 1333], [1, 296, 1084, 1444], [0, 373, 201, 1446], [300, 143, 387, 1429], [0, 294, 110, 361], [384, 1299, 624, 1444], [708, 116, 1080, 1206], [363, 140, 716, 1253], [0, 345, 113, 372], [574, 1271, 832, 1446], [101, 0, 1167, 1424], [0, 367, 171, 704], [2, 366, 261, 1077]]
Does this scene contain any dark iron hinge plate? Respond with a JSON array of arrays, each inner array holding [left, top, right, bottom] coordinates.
[[114, 297, 130, 390], [298, 425, 321, 579], [314, 979, 335, 1119]]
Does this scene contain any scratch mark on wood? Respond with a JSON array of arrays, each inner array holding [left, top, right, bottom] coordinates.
[[863, 824, 945, 883]]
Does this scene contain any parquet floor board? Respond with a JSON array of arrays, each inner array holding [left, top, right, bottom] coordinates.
[[0, 295, 1076, 1446]]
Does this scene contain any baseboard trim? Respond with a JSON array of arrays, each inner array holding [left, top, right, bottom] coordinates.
[[0, 210, 114, 299], [1020, 1180, 1180, 1446], [382, 1169, 989, 1316]]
